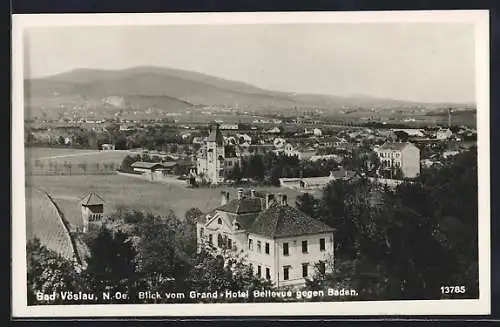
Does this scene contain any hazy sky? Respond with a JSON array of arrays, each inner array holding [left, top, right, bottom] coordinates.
[[24, 23, 476, 103]]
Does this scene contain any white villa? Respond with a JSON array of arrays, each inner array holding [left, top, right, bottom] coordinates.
[[195, 189, 335, 287], [375, 142, 421, 179]]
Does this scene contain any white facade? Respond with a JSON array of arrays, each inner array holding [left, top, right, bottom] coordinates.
[[375, 142, 421, 178], [436, 128, 453, 140], [313, 128, 323, 137], [196, 191, 335, 288]]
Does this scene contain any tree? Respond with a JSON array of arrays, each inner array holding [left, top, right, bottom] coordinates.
[[187, 248, 275, 303], [27, 239, 83, 305], [120, 155, 137, 173], [305, 149, 479, 300], [295, 193, 322, 219], [133, 212, 192, 284], [84, 226, 138, 302]]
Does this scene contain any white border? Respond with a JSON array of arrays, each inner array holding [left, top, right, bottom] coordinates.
[[12, 10, 491, 317]]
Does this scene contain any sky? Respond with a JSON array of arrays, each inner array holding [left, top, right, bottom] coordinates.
[[23, 23, 476, 103]]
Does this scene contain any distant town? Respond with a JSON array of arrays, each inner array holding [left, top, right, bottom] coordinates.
[[24, 67, 479, 304]]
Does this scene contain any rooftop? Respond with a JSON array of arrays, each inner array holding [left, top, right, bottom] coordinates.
[[130, 161, 164, 169], [249, 202, 334, 238], [378, 142, 413, 151], [80, 192, 105, 206], [217, 197, 264, 214]]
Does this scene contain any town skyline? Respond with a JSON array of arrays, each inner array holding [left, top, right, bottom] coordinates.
[[24, 23, 476, 104]]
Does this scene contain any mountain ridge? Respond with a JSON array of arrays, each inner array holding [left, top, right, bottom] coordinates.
[[25, 66, 474, 112]]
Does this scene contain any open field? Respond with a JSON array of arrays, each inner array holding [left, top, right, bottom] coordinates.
[[26, 174, 306, 228], [25, 186, 75, 259], [25, 147, 131, 175]]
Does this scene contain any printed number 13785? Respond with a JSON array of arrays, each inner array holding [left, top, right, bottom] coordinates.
[[441, 286, 466, 294]]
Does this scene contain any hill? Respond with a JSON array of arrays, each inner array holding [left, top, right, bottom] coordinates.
[[24, 66, 472, 118]]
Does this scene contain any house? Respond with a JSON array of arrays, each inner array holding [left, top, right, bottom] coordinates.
[[392, 129, 425, 138], [236, 133, 252, 144], [313, 128, 323, 137], [80, 192, 105, 233], [374, 142, 421, 179], [443, 150, 460, 159], [308, 154, 342, 163], [101, 143, 115, 151], [196, 189, 335, 287], [266, 126, 281, 134], [436, 128, 453, 140], [220, 123, 239, 130], [279, 168, 356, 190]]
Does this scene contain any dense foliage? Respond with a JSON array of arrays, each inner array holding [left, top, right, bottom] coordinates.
[[299, 148, 478, 299]]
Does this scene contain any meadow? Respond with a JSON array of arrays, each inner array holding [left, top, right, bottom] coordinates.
[[25, 147, 131, 175], [26, 174, 305, 228]]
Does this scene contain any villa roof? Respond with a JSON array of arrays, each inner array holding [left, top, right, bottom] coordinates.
[[80, 192, 105, 206], [217, 197, 264, 214], [378, 142, 412, 151], [249, 202, 334, 238]]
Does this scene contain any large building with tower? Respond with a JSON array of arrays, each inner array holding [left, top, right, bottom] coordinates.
[[195, 123, 241, 185], [195, 189, 335, 287]]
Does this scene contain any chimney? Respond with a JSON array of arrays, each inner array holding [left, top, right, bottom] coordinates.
[[221, 191, 229, 205], [237, 188, 244, 200], [265, 193, 275, 209], [250, 189, 256, 198]]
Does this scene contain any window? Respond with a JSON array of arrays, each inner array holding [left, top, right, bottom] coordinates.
[[283, 242, 289, 256], [302, 263, 309, 278], [257, 241, 262, 253], [265, 268, 271, 280], [217, 218, 222, 225], [248, 239, 253, 250], [249, 264, 253, 274], [265, 242, 270, 254], [302, 240, 308, 253], [283, 266, 290, 281], [200, 227, 204, 238], [257, 266, 262, 278], [320, 238, 325, 251], [208, 234, 213, 245], [319, 261, 326, 274], [217, 234, 224, 247], [228, 238, 232, 249]]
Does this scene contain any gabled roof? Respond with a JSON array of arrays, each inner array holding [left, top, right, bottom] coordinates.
[[80, 192, 105, 206], [378, 142, 413, 151], [217, 197, 264, 214], [130, 161, 164, 169], [249, 202, 334, 238]]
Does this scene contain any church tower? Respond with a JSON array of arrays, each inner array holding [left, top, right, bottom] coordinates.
[[206, 123, 225, 184]]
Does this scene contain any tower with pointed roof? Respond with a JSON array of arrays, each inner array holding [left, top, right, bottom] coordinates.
[[199, 123, 226, 184], [80, 192, 105, 233]]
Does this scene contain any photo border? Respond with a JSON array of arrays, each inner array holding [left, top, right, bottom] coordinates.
[[11, 10, 491, 317]]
